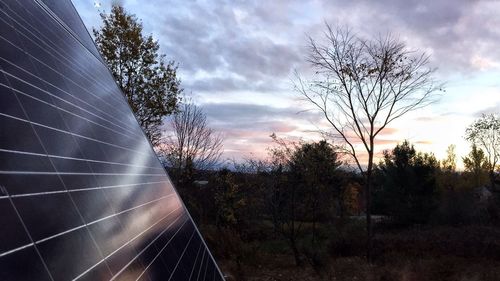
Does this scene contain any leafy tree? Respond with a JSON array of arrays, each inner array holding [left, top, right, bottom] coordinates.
[[374, 141, 440, 224], [295, 24, 442, 260], [442, 144, 457, 171], [343, 182, 362, 215], [462, 144, 489, 188], [213, 169, 246, 229], [289, 142, 341, 217], [266, 134, 306, 266], [437, 144, 460, 192], [289, 140, 342, 262], [266, 137, 344, 266], [465, 114, 500, 188], [94, 6, 181, 145]]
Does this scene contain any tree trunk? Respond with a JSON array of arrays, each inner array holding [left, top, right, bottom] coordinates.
[[312, 196, 317, 250], [365, 152, 374, 262], [490, 170, 495, 190], [290, 237, 302, 266]]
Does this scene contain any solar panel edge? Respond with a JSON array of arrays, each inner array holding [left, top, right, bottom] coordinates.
[[0, 1, 225, 280]]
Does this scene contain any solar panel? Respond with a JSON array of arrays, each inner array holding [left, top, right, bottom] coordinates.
[[0, 1, 224, 280]]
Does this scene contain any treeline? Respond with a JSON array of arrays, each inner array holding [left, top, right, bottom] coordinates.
[[165, 135, 500, 275], [93, 6, 500, 279]]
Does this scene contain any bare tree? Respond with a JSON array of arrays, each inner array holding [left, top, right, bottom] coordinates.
[[465, 113, 500, 188], [159, 102, 223, 179], [295, 24, 441, 260]]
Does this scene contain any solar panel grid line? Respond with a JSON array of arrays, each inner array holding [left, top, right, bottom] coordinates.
[[109, 217, 189, 281], [83, 183, 154, 281], [1, 70, 141, 142], [0, 33, 134, 130], [0, 239, 33, 259], [66, 0, 107, 64], [0, 34, 131, 278], [40, 175, 115, 278], [0, 148, 164, 171], [33, 0, 103, 65], [25, 192, 176, 248], [0, 1, 113, 99], [4, 69, 116, 279], [72, 206, 182, 281], [0, 111, 153, 157], [190, 219, 225, 280], [151, 223, 196, 281], [0, 60, 141, 136], [0, 30, 131, 124], [1, 78, 130, 138], [3, 189, 55, 281], [165, 229, 197, 281], [195, 250, 207, 281], [136, 227, 196, 281], [34, 0, 105, 64], [129, 218, 192, 281], [0, 77, 144, 144], [189, 248, 206, 280], [0, 171, 164, 176], [202, 248, 210, 281], [5, 0, 133, 111], [41, 0, 104, 61], [0, 0, 100, 70], [39, 190, 116, 279], [188, 240, 204, 281], [39, 63, 142, 279], [6, 180, 170, 198], [159, 164, 226, 279], [200, 252, 211, 281]]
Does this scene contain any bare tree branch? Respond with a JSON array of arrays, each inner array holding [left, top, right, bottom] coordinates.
[[159, 102, 223, 172]]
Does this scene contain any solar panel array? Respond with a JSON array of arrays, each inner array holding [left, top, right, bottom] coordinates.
[[0, 0, 224, 280]]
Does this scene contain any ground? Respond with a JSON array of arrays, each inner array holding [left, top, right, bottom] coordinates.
[[207, 224, 500, 281]]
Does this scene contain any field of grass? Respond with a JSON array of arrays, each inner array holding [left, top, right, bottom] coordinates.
[[203, 223, 500, 280]]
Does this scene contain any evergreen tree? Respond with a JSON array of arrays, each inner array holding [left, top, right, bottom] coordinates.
[[374, 141, 440, 224], [463, 144, 489, 187]]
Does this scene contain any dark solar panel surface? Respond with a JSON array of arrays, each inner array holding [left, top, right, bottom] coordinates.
[[0, 1, 224, 280]]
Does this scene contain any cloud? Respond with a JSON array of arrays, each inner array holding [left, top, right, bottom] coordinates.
[[75, 0, 500, 90], [203, 102, 319, 124], [185, 76, 286, 93], [72, 0, 500, 162], [194, 102, 324, 160], [474, 104, 500, 117], [317, 0, 500, 73]]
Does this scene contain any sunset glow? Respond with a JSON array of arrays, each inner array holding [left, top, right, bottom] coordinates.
[[73, 0, 500, 167]]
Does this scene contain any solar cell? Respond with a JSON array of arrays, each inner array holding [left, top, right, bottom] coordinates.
[[0, 1, 224, 280]]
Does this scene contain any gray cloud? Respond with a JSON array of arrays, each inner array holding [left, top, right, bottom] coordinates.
[[75, 0, 500, 91], [195, 102, 323, 159], [474, 104, 500, 117], [318, 0, 500, 73], [186, 76, 286, 93], [202, 102, 319, 125], [72, 0, 500, 161]]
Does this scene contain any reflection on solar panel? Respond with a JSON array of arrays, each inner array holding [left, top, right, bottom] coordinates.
[[0, 0, 224, 280]]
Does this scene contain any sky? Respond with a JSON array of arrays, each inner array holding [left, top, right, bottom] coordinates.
[[72, 0, 500, 168]]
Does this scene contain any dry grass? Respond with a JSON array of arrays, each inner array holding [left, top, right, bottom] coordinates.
[[212, 225, 500, 281]]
